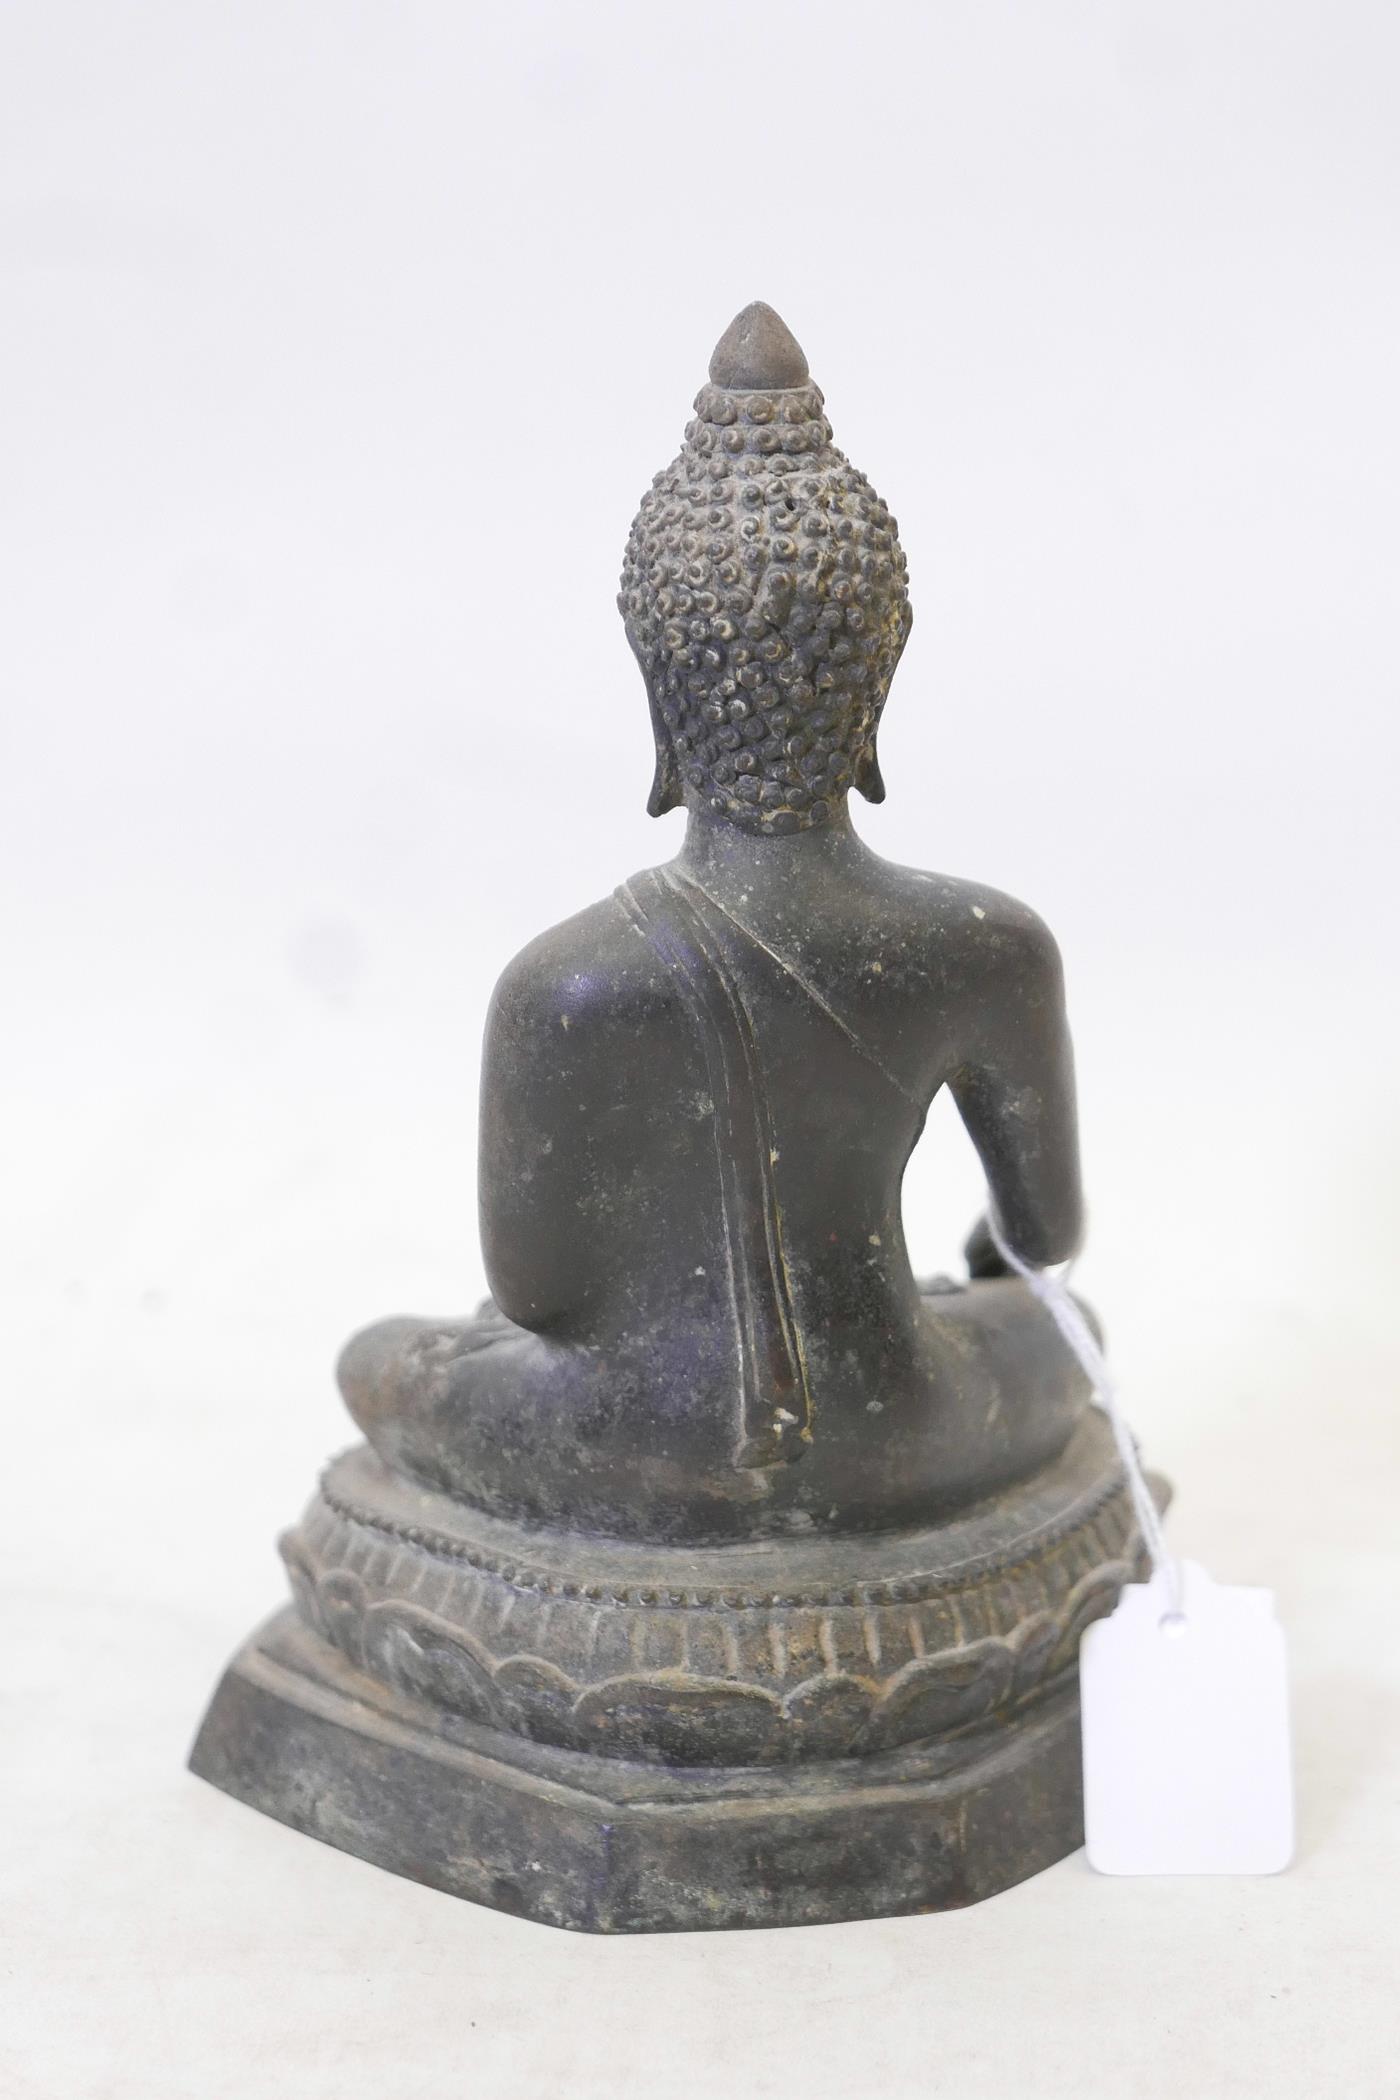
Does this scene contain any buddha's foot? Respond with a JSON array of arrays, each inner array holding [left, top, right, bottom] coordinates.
[[190, 1413, 1166, 1931]]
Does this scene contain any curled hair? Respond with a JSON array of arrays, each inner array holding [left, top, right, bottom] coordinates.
[[619, 380, 912, 834]]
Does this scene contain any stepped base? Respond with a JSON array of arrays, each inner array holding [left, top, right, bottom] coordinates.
[[191, 1608, 1087, 1933], [192, 1418, 1164, 1930]]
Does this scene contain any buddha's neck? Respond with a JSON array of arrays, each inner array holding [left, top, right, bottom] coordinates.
[[675, 800, 869, 902]]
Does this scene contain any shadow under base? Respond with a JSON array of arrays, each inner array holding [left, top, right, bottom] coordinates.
[[191, 1609, 1087, 1933]]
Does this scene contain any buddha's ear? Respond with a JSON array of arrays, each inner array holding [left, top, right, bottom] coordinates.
[[646, 696, 684, 817], [625, 622, 683, 817], [856, 604, 912, 806], [854, 738, 886, 804]]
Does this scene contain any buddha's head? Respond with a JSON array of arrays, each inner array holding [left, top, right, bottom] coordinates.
[[619, 302, 914, 835]]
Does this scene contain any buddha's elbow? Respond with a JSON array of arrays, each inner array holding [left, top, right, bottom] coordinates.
[[1027, 1194, 1084, 1268], [998, 1179, 1083, 1269], [482, 1253, 570, 1335]]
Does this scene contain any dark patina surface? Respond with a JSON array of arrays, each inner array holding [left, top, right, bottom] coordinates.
[[192, 303, 1156, 1930]]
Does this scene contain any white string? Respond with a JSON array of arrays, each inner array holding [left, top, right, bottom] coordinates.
[[985, 1210, 1182, 1620]]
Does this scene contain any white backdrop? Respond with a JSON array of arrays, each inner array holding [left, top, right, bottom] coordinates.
[[4, 4, 1398, 2096]]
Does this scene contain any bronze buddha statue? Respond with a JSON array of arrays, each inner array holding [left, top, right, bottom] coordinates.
[[339, 299, 1085, 1539], [192, 303, 1155, 1932]]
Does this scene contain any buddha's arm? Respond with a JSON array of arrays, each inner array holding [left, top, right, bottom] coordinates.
[[476, 965, 594, 1335], [948, 913, 1083, 1268]]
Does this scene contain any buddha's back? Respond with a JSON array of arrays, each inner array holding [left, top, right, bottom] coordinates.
[[337, 823, 1086, 1542], [484, 830, 1063, 1344]]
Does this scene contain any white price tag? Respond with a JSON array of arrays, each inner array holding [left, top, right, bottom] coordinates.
[[1080, 1558, 1293, 1875]]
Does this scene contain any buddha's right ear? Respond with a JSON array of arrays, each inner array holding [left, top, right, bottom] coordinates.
[[625, 622, 683, 818], [854, 738, 887, 804], [856, 601, 912, 806]]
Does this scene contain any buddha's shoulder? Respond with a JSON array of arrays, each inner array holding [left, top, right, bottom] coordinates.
[[486, 885, 681, 1031], [869, 861, 1064, 983]]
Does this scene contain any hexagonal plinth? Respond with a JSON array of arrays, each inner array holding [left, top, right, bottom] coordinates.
[[191, 1609, 1088, 1932]]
